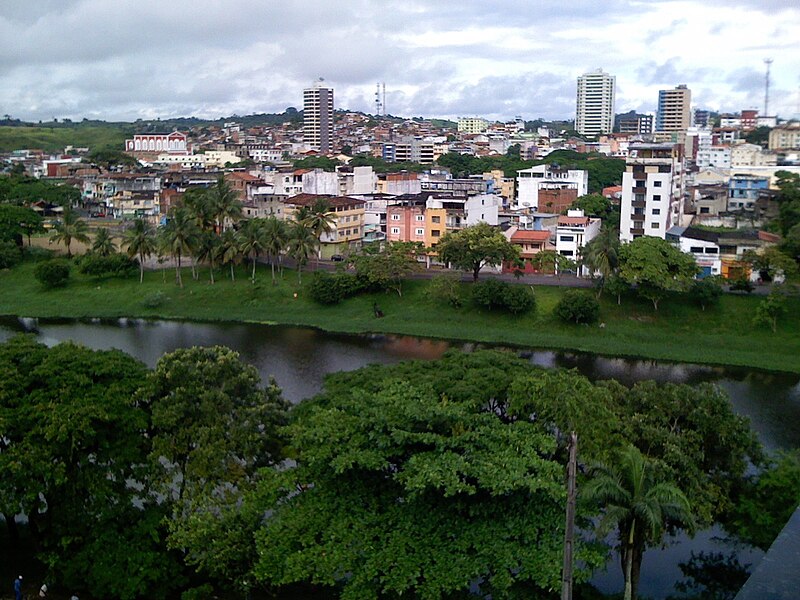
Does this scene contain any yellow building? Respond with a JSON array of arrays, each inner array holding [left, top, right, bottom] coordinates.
[[283, 194, 366, 258]]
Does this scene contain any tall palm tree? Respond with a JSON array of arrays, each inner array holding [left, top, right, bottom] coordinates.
[[263, 216, 288, 285], [583, 226, 620, 287], [287, 220, 317, 284], [220, 229, 242, 282], [183, 187, 216, 234], [582, 445, 693, 600], [195, 232, 222, 284], [303, 198, 335, 265], [237, 219, 267, 283], [123, 219, 157, 283], [207, 176, 242, 233], [160, 208, 200, 288], [91, 227, 116, 257], [49, 208, 90, 258]]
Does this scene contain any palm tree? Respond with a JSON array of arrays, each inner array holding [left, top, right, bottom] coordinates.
[[123, 219, 157, 283], [91, 227, 116, 257], [160, 208, 200, 288], [49, 208, 90, 258], [582, 445, 694, 600], [195, 232, 222, 284], [220, 229, 242, 282], [237, 219, 267, 283], [263, 216, 288, 285], [583, 227, 620, 291], [183, 187, 216, 234], [303, 198, 335, 265], [207, 176, 242, 233], [287, 220, 318, 284]]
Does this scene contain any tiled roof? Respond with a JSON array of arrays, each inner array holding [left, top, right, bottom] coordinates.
[[511, 230, 551, 242]]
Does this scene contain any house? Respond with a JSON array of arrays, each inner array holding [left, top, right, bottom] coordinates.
[[555, 210, 601, 274], [503, 227, 553, 274]]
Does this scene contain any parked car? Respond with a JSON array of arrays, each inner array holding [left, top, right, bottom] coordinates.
[[331, 254, 345, 262]]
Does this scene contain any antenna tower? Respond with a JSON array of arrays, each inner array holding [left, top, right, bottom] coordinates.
[[375, 82, 386, 116], [764, 58, 773, 117]]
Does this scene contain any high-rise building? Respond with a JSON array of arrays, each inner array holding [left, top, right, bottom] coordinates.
[[575, 69, 616, 137], [303, 81, 334, 153], [619, 143, 684, 243], [656, 85, 691, 132]]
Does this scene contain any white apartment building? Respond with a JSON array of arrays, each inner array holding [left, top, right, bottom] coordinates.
[[555, 209, 601, 275], [464, 194, 502, 226], [516, 164, 588, 211], [303, 81, 334, 153], [458, 117, 489, 134], [575, 69, 616, 136], [696, 145, 731, 169], [730, 143, 777, 167], [619, 143, 684, 243]]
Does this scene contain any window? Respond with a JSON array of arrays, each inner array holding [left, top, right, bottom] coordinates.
[[653, 194, 661, 201], [654, 181, 662, 187], [432, 229, 441, 237], [658, 165, 671, 173], [416, 215, 424, 222], [391, 214, 400, 221], [635, 194, 645, 202], [652, 208, 660, 215], [390, 227, 400, 235], [651, 222, 660, 229], [700, 207, 710, 214], [560, 250, 573, 256], [415, 228, 424, 235], [705, 247, 718, 254], [560, 235, 574, 242], [690, 246, 704, 253]]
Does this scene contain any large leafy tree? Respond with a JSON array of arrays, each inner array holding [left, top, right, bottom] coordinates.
[[0, 336, 183, 599], [143, 346, 288, 589], [49, 207, 90, 257], [742, 246, 798, 282], [618, 236, 698, 310], [123, 218, 157, 283], [436, 222, 519, 281], [0, 204, 43, 246], [583, 445, 694, 600], [571, 193, 613, 219], [351, 241, 423, 296]]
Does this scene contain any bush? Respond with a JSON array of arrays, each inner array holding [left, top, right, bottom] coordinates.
[[77, 252, 138, 278], [308, 272, 365, 305], [0, 240, 22, 269], [23, 246, 55, 261], [730, 278, 755, 293], [34, 259, 71, 288], [142, 291, 169, 309], [427, 273, 463, 307], [472, 279, 535, 315], [689, 278, 723, 310], [554, 290, 600, 324]]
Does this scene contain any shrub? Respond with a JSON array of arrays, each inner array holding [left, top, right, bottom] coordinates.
[[472, 279, 535, 315], [730, 278, 755, 293], [689, 278, 723, 310], [554, 290, 600, 324], [0, 240, 22, 269], [142, 291, 169, 309], [23, 246, 55, 261], [34, 259, 71, 288], [309, 272, 365, 305], [427, 273, 463, 307], [77, 252, 138, 278], [502, 284, 536, 315]]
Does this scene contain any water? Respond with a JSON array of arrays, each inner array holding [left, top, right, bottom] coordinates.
[[1, 316, 797, 598]]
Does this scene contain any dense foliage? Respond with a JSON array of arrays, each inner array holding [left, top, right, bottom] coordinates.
[[76, 252, 138, 278], [554, 289, 601, 324], [308, 271, 365, 304], [436, 222, 519, 281], [472, 278, 536, 314], [33, 258, 70, 287]]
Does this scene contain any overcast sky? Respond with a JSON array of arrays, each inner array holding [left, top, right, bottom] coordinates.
[[1, 0, 798, 123]]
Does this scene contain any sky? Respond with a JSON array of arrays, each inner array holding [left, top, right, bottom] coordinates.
[[1, 0, 798, 123]]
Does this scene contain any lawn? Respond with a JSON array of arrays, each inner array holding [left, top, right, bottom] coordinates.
[[1, 259, 799, 373]]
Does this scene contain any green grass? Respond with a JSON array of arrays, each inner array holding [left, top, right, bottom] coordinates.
[[1, 260, 799, 373], [0, 125, 129, 152]]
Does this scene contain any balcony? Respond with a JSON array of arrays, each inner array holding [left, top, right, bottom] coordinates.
[[630, 228, 645, 236], [632, 200, 646, 208]]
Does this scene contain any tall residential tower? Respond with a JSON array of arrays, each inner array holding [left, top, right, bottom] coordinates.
[[303, 80, 334, 153], [655, 85, 692, 132], [575, 69, 616, 137]]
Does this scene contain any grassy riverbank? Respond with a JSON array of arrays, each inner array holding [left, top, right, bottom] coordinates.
[[1, 260, 799, 373]]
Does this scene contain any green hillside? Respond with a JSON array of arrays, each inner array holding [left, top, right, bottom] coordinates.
[[0, 125, 132, 153]]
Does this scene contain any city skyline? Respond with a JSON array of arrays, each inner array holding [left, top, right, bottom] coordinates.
[[1, 0, 798, 123]]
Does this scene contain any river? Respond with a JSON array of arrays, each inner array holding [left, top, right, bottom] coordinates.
[[1, 316, 797, 598]]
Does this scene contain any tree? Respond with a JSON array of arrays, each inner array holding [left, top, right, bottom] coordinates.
[[571, 193, 612, 219], [530, 249, 575, 278], [33, 258, 70, 287], [774, 170, 800, 236], [583, 227, 620, 285], [583, 445, 694, 600], [689, 277, 723, 311], [0, 204, 43, 247], [287, 220, 317, 284], [752, 288, 787, 332], [144, 346, 288, 589], [220, 228, 243, 282], [195, 231, 222, 284], [160, 207, 200, 288], [351, 241, 423, 296], [554, 290, 600, 324], [436, 222, 519, 281], [207, 176, 242, 233], [91, 227, 116, 257], [618, 236, 698, 310], [263, 216, 288, 285], [303, 198, 335, 264], [237, 218, 267, 283], [742, 246, 798, 282], [49, 208, 89, 257], [183, 186, 216, 234], [123, 218, 157, 283]]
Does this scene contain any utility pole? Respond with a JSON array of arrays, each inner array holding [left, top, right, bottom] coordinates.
[[764, 58, 773, 117], [562, 431, 578, 600]]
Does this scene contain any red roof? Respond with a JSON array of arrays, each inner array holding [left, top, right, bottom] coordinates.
[[758, 231, 781, 243], [511, 230, 550, 243], [558, 216, 590, 226]]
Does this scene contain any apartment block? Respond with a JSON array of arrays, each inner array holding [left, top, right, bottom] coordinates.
[[656, 85, 692, 132], [516, 164, 588, 211], [303, 82, 334, 153], [576, 69, 616, 136]]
